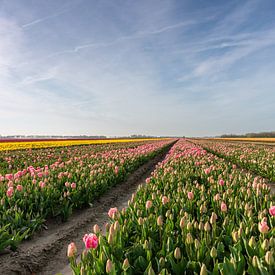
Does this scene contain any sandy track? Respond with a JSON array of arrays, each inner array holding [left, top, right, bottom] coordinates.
[[0, 144, 174, 275]]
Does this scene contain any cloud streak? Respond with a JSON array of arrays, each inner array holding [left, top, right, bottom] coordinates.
[[1, 0, 275, 136]]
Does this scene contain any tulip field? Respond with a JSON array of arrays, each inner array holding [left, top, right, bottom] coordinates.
[[0, 139, 172, 252], [191, 139, 275, 182], [0, 138, 163, 151], [67, 139, 275, 274]]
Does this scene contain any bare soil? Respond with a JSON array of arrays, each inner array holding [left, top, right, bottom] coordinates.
[[0, 144, 173, 275]]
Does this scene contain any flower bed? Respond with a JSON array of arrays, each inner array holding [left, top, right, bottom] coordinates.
[[69, 139, 275, 274], [191, 139, 275, 182], [0, 140, 172, 252]]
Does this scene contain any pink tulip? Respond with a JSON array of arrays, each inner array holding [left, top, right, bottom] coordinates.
[[83, 233, 98, 249], [5, 174, 13, 181], [6, 187, 14, 197], [162, 196, 169, 205], [146, 200, 152, 209], [67, 242, 77, 257], [37, 172, 43, 178], [258, 220, 269, 234], [16, 185, 23, 192], [65, 182, 70, 188], [187, 192, 194, 200], [221, 202, 227, 212], [7, 181, 13, 188], [108, 207, 118, 219], [71, 182, 76, 189], [204, 168, 211, 175], [269, 206, 275, 216], [39, 181, 46, 188], [219, 179, 224, 186], [145, 178, 151, 184], [214, 194, 220, 201]]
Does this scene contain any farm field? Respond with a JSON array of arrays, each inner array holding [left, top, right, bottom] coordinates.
[[202, 138, 275, 147], [64, 139, 274, 274], [191, 139, 275, 182], [0, 139, 173, 254], [0, 138, 274, 274], [0, 138, 165, 151]]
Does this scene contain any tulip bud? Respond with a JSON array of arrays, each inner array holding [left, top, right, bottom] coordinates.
[[186, 233, 193, 244], [122, 258, 130, 271], [194, 239, 200, 250], [270, 237, 275, 248], [249, 236, 256, 248], [199, 222, 204, 231], [187, 222, 192, 231], [210, 212, 217, 224], [114, 221, 120, 232], [138, 217, 143, 225], [200, 205, 207, 214], [67, 242, 77, 258], [232, 231, 239, 243], [252, 256, 259, 268], [210, 247, 217, 258], [204, 222, 211, 232], [180, 217, 185, 229], [143, 240, 150, 250], [109, 224, 115, 235], [159, 257, 165, 268], [93, 224, 100, 234], [106, 259, 113, 273], [265, 251, 274, 265], [174, 247, 181, 260], [148, 266, 156, 275], [108, 232, 113, 244], [157, 216, 163, 226], [200, 263, 207, 275], [261, 239, 269, 251]]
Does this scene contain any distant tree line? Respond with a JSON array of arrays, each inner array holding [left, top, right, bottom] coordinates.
[[220, 131, 275, 138]]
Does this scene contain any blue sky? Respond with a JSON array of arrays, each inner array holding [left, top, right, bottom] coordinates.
[[0, 0, 275, 137]]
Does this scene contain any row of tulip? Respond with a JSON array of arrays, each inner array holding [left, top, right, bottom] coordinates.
[[191, 139, 275, 182], [0, 140, 160, 175], [68, 139, 275, 274], [0, 138, 165, 151], [0, 140, 172, 252]]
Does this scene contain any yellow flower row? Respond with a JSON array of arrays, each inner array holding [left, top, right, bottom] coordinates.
[[0, 138, 166, 151], [213, 138, 275, 143]]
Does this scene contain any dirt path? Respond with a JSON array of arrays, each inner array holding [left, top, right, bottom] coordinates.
[[0, 144, 174, 275]]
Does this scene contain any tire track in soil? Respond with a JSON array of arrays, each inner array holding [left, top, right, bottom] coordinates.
[[0, 142, 175, 275]]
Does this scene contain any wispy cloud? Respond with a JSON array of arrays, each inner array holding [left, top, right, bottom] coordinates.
[[21, 9, 67, 28], [44, 17, 212, 59], [1, 0, 275, 136]]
